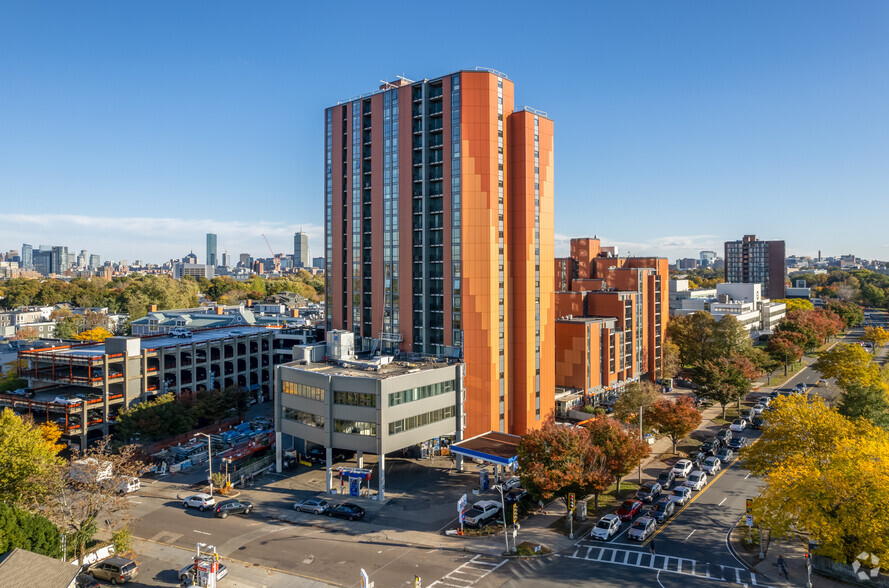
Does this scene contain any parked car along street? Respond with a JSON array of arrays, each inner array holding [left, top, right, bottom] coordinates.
[[669, 486, 692, 505], [182, 493, 215, 511], [671, 459, 693, 477], [636, 482, 662, 503], [683, 470, 708, 491], [326, 503, 366, 521], [647, 497, 675, 523], [294, 497, 330, 514], [628, 516, 657, 541]]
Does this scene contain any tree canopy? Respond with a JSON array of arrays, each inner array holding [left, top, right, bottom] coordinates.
[[647, 396, 702, 453], [580, 416, 649, 503], [0, 503, 61, 559], [812, 343, 884, 391], [0, 409, 64, 506]]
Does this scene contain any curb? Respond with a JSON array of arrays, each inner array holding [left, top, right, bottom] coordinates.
[[725, 514, 780, 585]]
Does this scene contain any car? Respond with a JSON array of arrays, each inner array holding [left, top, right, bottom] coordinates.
[[115, 476, 140, 494], [505, 487, 529, 505], [53, 396, 83, 405], [716, 429, 732, 442], [740, 409, 754, 422], [463, 500, 502, 528], [818, 378, 828, 385], [591, 514, 621, 540], [757, 396, 771, 407], [76, 574, 101, 588], [179, 562, 229, 582], [182, 493, 215, 511], [215, 499, 253, 518], [294, 497, 330, 514], [749, 416, 765, 430], [305, 446, 347, 464], [729, 419, 747, 432], [671, 459, 693, 477], [647, 497, 676, 523], [701, 456, 721, 475], [170, 328, 192, 338], [691, 451, 707, 468], [715, 447, 734, 463], [769, 390, 781, 399], [669, 486, 692, 506], [635, 482, 662, 503], [728, 436, 748, 451], [616, 499, 643, 521], [657, 470, 676, 489], [683, 470, 708, 491], [627, 516, 657, 541], [700, 440, 720, 456], [503, 477, 523, 490], [87, 556, 138, 584], [750, 405, 765, 416], [326, 503, 366, 521]]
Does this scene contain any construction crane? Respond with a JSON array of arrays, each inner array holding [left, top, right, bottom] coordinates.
[[261, 234, 282, 273]]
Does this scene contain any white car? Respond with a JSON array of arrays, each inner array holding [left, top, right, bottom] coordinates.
[[115, 476, 141, 494], [53, 396, 83, 405], [170, 328, 193, 338], [183, 493, 216, 511], [701, 456, 721, 475], [757, 396, 771, 407], [729, 419, 747, 432], [503, 477, 522, 490], [683, 470, 708, 491], [591, 514, 621, 540], [671, 459, 693, 478], [668, 486, 692, 506]]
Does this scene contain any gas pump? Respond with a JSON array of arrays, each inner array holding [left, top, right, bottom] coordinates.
[[186, 543, 220, 588]]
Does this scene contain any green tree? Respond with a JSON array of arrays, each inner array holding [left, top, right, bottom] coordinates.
[[837, 383, 889, 429], [612, 381, 660, 425], [824, 300, 864, 328], [659, 339, 682, 380], [0, 503, 62, 558], [695, 355, 753, 419], [0, 409, 64, 505], [666, 312, 717, 368], [114, 393, 197, 442], [53, 315, 84, 339], [518, 417, 610, 519]]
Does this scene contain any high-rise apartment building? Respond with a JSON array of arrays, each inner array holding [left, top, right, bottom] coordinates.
[[206, 233, 218, 267], [21, 244, 33, 270], [724, 235, 785, 300], [50, 246, 68, 275], [324, 69, 554, 437], [293, 231, 310, 269]]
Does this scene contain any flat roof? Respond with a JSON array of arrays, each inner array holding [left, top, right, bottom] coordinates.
[[450, 431, 521, 467], [556, 316, 618, 325], [280, 358, 459, 381], [22, 326, 271, 358]]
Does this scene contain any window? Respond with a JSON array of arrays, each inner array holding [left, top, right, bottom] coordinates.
[[388, 380, 454, 406], [283, 408, 325, 429], [388, 406, 456, 435], [334, 391, 376, 408], [282, 381, 325, 402], [334, 419, 377, 436]]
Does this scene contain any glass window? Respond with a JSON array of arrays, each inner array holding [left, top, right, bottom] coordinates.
[[334, 419, 377, 436], [334, 391, 377, 408], [387, 405, 456, 435], [282, 381, 325, 402], [283, 408, 325, 429]]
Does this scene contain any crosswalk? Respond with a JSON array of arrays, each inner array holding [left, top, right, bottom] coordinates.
[[565, 543, 770, 586], [427, 554, 507, 587]]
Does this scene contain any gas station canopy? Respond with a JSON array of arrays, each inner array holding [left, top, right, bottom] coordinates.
[[449, 431, 521, 467]]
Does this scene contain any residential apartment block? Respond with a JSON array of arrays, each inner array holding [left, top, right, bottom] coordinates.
[[554, 238, 668, 403], [323, 69, 554, 437], [724, 234, 786, 300]]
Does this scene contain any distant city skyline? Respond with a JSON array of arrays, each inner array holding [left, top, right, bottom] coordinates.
[[2, 2, 887, 263]]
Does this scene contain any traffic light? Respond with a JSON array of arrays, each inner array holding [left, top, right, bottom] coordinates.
[[568, 493, 576, 510], [746, 498, 753, 515]]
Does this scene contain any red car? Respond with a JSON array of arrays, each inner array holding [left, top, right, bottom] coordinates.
[[616, 499, 643, 521]]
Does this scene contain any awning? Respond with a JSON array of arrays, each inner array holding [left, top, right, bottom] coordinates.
[[449, 431, 521, 468]]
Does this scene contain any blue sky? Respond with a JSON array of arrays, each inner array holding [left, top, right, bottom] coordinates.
[[1, 1, 887, 265]]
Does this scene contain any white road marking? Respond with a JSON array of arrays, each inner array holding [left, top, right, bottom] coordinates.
[[718, 498, 727, 506], [193, 530, 211, 535], [744, 473, 751, 480], [428, 555, 507, 588], [685, 529, 696, 540]]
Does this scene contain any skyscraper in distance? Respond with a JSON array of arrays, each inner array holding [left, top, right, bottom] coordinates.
[[206, 233, 218, 267], [324, 68, 554, 437], [293, 231, 310, 269], [724, 235, 786, 299], [21, 244, 33, 270]]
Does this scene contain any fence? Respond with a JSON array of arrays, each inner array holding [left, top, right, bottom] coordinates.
[[813, 554, 888, 587], [232, 454, 275, 486]]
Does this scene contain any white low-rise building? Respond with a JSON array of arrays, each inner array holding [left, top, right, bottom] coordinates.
[[670, 281, 785, 338]]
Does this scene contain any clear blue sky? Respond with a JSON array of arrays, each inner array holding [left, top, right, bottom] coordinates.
[[1, 1, 887, 264]]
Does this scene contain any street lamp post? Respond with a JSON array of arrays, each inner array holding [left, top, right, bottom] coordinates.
[[638, 404, 644, 484], [194, 433, 213, 497], [494, 484, 510, 554]]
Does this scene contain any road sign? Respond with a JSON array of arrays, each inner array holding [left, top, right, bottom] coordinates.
[[746, 514, 754, 527], [457, 494, 467, 514], [568, 493, 576, 510], [415, 575, 421, 588], [513, 504, 518, 524], [746, 498, 753, 515]]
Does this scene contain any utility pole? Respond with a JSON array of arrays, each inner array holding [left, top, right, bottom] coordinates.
[[195, 433, 213, 497], [638, 404, 644, 484]]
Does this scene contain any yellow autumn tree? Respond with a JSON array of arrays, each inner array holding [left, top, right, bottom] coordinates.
[[745, 396, 889, 564], [863, 326, 889, 349], [73, 327, 114, 342], [811, 343, 884, 391], [0, 409, 65, 506]]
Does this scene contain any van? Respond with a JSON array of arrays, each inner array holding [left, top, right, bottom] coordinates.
[[116, 476, 141, 494]]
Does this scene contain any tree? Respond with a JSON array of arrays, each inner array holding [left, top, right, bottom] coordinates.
[[41, 438, 145, 564], [711, 315, 753, 359], [580, 416, 649, 504], [659, 339, 681, 380], [812, 343, 884, 391], [767, 333, 804, 375], [11, 327, 38, 341], [114, 393, 197, 442], [666, 312, 717, 368], [647, 396, 703, 453], [73, 327, 114, 342], [772, 298, 814, 312], [518, 417, 610, 518], [695, 355, 754, 419], [747, 347, 782, 384], [837, 383, 889, 429], [53, 315, 84, 339], [0, 503, 62, 558], [863, 326, 889, 349], [0, 409, 64, 506], [744, 396, 889, 564], [824, 300, 864, 328], [612, 381, 660, 425]]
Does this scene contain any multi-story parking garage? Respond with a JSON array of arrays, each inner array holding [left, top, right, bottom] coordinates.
[[12, 327, 274, 448]]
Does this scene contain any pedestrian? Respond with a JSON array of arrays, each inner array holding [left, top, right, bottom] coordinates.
[[649, 539, 656, 555], [777, 555, 788, 580]]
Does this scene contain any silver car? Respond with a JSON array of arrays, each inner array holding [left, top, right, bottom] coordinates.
[[294, 497, 330, 514], [179, 562, 228, 581], [627, 516, 657, 541], [182, 493, 216, 511]]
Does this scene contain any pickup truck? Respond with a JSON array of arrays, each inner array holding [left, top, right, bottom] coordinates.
[[170, 328, 192, 338], [463, 500, 501, 528]]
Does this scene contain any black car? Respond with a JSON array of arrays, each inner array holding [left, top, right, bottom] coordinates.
[[505, 487, 529, 505], [700, 439, 720, 456], [326, 503, 365, 521], [656, 470, 675, 489], [727, 436, 748, 451], [306, 447, 348, 464], [749, 416, 765, 430], [76, 575, 100, 588], [214, 499, 253, 518]]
